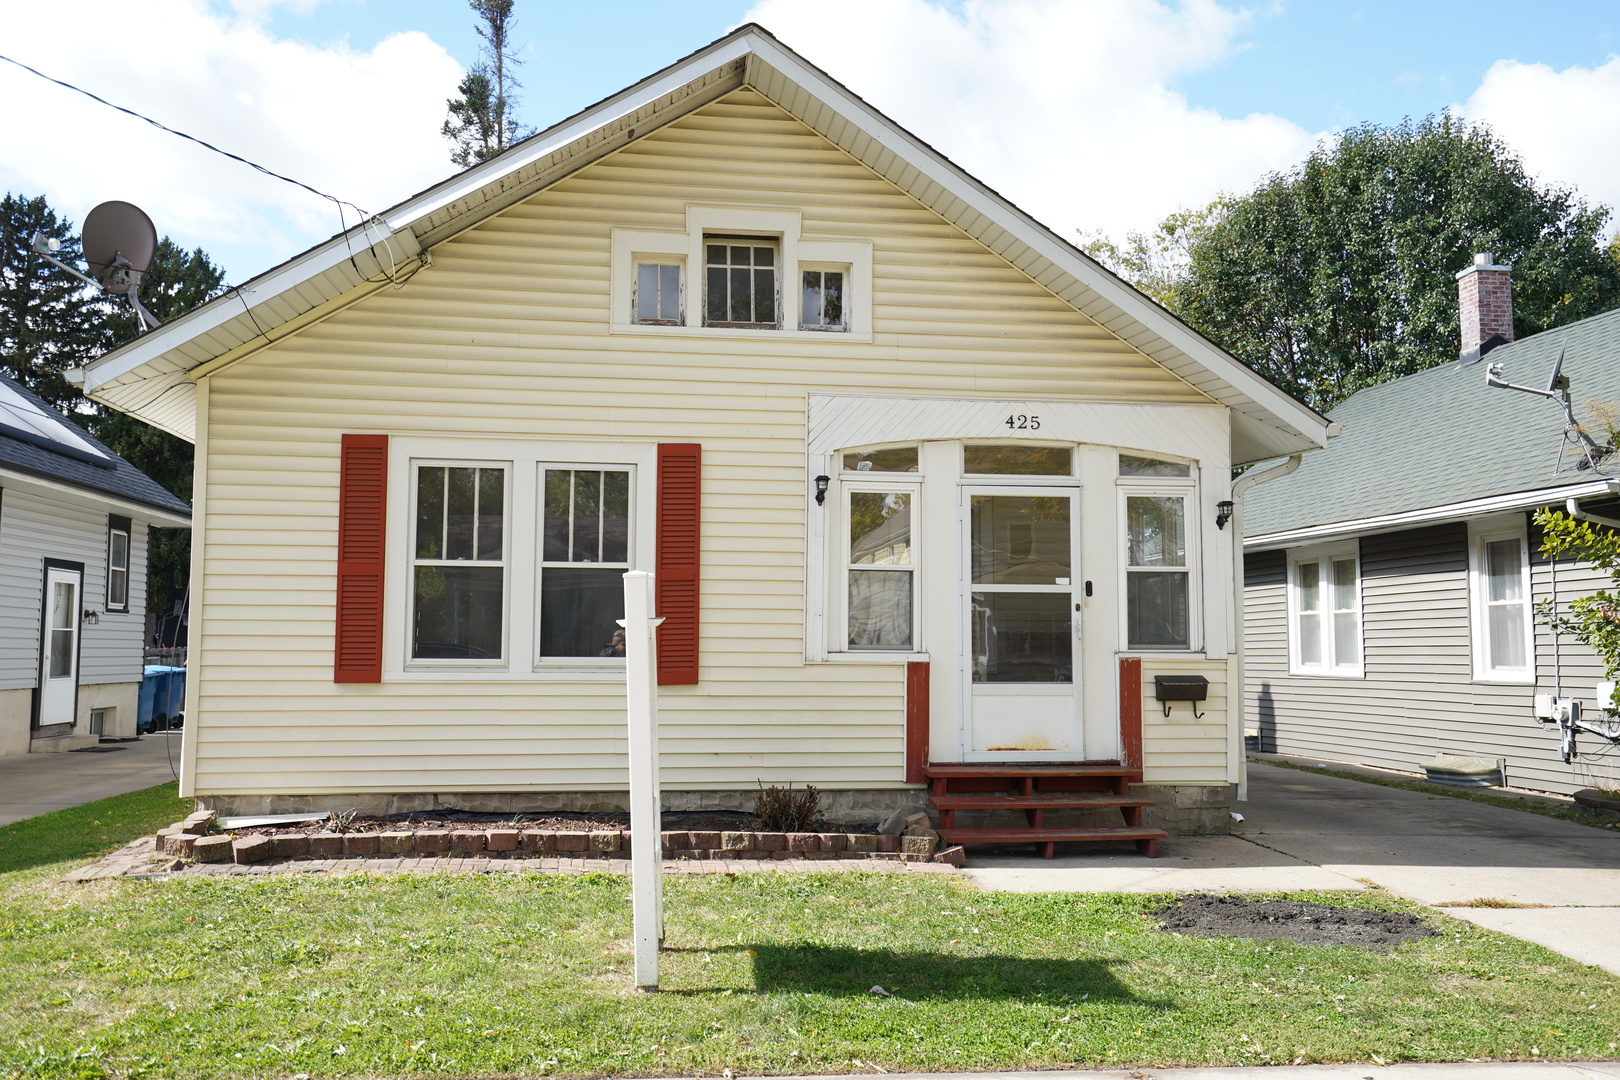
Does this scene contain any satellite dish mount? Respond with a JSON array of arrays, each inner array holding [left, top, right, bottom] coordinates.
[[29, 200, 161, 334], [1485, 342, 1612, 471]]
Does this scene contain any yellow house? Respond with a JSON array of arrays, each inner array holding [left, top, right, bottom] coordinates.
[[73, 25, 1328, 853]]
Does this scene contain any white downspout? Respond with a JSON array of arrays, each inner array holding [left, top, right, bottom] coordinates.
[[1230, 451, 1307, 802]]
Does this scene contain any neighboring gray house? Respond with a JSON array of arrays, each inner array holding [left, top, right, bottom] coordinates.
[[0, 376, 191, 756], [1243, 256, 1620, 796]]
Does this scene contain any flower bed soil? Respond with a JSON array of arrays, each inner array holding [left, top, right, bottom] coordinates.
[[1154, 894, 1438, 951]]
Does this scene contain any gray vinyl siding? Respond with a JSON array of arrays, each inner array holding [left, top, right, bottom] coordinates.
[[0, 489, 149, 691], [1244, 520, 1620, 797]]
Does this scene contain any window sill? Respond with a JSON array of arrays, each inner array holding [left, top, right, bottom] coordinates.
[[611, 323, 873, 345], [390, 667, 627, 683], [1470, 674, 1535, 686], [815, 652, 930, 664], [1287, 668, 1365, 679]]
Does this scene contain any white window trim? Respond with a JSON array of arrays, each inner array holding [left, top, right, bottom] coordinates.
[[837, 478, 922, 656], [1469, 515, 1534, 684], [382, 437, 657, 682], [1285, 540, 1363, 678], [1117, 475, 1200, 654], [106, 521, 131, 612], [405, 457, 512, 672], [609, 206, 872, 340], [534, 463, 637, 670]]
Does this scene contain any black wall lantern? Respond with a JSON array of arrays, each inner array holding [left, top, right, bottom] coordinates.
[[814, 475, 831, 505], [1215, 500, 1235, 530]]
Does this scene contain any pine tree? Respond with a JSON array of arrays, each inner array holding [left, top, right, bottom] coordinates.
[[0, 194, 110, 412], [442, 0, 534, 168]]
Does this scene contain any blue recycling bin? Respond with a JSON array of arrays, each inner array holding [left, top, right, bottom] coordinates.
[[139, 665, 187, 733]]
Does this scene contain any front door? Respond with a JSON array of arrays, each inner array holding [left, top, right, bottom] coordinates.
[[39, 565, 82, 728], [962, 487, 1081, 759]]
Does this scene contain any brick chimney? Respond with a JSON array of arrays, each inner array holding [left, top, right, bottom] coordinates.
[[1456, 252, 1513, 365]]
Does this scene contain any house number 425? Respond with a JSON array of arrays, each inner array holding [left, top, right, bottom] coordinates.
[[1005, 414, 1040, 430]]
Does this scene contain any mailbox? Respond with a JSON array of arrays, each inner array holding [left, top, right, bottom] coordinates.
[[1153, 675, 1209, 718]]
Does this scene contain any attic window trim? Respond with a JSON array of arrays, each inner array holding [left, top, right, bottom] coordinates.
[[608, 207, 873, 341]]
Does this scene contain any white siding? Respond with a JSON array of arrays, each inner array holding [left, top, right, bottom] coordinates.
[[193, 89, 1224, 797]]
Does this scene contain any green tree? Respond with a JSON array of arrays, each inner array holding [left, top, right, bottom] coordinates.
[[442, 0, 534, 168], [1090, 116, 1620, 412], [1536, 509, 1620, 706], [0, 194, 108, 411]]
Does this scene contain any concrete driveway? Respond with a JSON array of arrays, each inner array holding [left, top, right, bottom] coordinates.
[[965, 760, 1620, 975], [0, 733, 182, 826]]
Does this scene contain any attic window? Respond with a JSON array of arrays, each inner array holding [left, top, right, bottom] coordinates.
[[704, 237, 779, 328], [634, 262, 682, 325], [801, 267, 847, 331]]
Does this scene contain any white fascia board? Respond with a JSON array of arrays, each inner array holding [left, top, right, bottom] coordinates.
[[743, 36, 1331, 452], [0, 467, 192, 528], [1244, 478, 1618, 550]]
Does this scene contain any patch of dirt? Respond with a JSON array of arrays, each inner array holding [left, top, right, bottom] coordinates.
[[1154, 894, 1438, 951], [226, 809, 874, 839]]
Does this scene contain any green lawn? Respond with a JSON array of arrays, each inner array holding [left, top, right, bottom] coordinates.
[[2, 866, 1617, 1079], [0, 782, 190, 876]]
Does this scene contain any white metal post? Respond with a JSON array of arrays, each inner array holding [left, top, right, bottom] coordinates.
[[622, 570, 664, 990]]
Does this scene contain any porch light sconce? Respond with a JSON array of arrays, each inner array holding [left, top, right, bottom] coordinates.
[[82, 609, 100, 626], [1215, 500, 1235, 530], [814, 475, 830, 505]]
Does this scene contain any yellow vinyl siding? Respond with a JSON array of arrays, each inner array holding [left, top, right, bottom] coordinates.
[[1139, 655, 1229, 785], [191, 88, 1217, 797]]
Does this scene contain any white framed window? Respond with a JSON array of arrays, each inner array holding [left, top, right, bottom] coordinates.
[[704, 237, 779, 328], [389, 439, 657, 680], [1118, 454, 1197, 652], [1469, 516, 1533, 683], [633, 261, 682, 325], [800, 264, 848, 331], [106, 516, 130, 612], [844, 486, 917, 650], [1286, 541, 1362, 677]]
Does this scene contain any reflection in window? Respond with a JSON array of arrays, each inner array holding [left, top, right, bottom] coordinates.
[[841, 446, 918, 473], [802, 268, 845, 330], [971, 591, 1072, 683], [964, 444, 1071, 476], [1480, 535, 1528, 675], [705, 239, 778, 328], [1125, 495, 1188, 649], [1119, 454, 1191, 477], [541, 469, 631, 658], [107, 523, 130, 610], [848, 491, 912, 649], [413, 464, 505, 660], [970, 494, 1070, 585]]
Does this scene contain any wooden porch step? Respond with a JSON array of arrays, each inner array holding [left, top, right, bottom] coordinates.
[[923, 763, 1140, 779], [930, 793, 1154, 811], [939, 825, 1168, 858]]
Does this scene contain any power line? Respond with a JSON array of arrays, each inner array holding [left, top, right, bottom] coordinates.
[[0, 52, 369, 218]]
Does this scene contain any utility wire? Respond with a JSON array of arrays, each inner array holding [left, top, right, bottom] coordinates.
[[0, 52, 369, 219]]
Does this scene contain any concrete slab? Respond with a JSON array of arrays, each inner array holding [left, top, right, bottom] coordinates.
[[0, 733, 181, 826], [964, 834, 1362, 893], [1439, 906, 1620, 977]]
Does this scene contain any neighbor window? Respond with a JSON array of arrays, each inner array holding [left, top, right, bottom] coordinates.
[[801, 267, 847, 330], [1288, 543, 1361, 676], [1470, 521, 1532, 682], [540, 468, 632, 660], [846, 488, 915, 650], [412, 464, 506, 661], [1125, 495, 1190, 650], [705, 238, 778, 328], [634, 262, 682, 325], [107, 516, 130, 612]]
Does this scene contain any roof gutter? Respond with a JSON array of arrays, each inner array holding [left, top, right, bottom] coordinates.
[[1566, 480, 1620, 529]]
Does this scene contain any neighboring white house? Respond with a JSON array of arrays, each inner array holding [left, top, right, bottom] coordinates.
[[0, 375, 191, 756], [74, 25, 1329, 847]]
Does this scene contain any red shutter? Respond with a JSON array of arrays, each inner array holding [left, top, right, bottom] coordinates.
[[335, 434, 388, 683], [656, 443, 701, 685]]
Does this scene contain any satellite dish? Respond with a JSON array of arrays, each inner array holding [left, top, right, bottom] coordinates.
[[80, 201, 156, 294], [1547, 341, 1569, 394]]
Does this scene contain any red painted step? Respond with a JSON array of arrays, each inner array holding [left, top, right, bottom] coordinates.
[[930, 793, 1154, 811], [938, 825, 1167, 859]]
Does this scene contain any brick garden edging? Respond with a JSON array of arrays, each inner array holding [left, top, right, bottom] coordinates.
[[152, 812, 962, 869]]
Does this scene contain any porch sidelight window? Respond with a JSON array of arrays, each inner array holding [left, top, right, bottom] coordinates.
[[107, 516, 130, 612], [704, 238, 778, 328], [1470, 522, 1532, 682], [1287, 544, 1362, 676], [1125, 495, 1190, 650], [540, 468, 632, 659], [847, 489, 915, 650], [411, 464, 506, 661]]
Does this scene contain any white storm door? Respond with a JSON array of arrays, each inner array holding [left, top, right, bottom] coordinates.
[[39, 566, 82, 727], [962, 487, 1082, 760]]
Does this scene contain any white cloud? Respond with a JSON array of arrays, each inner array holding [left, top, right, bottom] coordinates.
[[1461, 57, 1620, 221], [0, 0, 463, 280], [742, 0, 1319, 242]]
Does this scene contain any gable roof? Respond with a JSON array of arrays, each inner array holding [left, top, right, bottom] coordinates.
[[72, 23, 1329, 466], [1244, 305, 1620, 543], [0, 375, 191, 524]]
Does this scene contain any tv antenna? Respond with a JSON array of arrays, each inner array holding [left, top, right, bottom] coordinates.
[[29, 200, 161, 333], [1485, 341, 1611, 471]]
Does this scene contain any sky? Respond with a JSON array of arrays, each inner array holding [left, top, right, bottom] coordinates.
[[2, 0, 1618, 286]]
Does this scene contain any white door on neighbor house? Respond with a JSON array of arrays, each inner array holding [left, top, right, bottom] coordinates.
[[39, 566, 81, 727], [961, 487, 1082, 760]]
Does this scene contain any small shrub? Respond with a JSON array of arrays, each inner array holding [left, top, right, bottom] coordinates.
[[754, 783, 822, 832], [329, 809, 360, 835]]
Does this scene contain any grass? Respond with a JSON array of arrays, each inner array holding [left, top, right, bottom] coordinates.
[[2, 869, 1619, 1079], [0, 782, 190, 876], [1259, 757, 1620, 829]]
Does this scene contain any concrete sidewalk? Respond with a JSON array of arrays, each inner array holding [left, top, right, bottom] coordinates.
[[965, 761, 1620, 975], [0, 733, 182, 826]]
